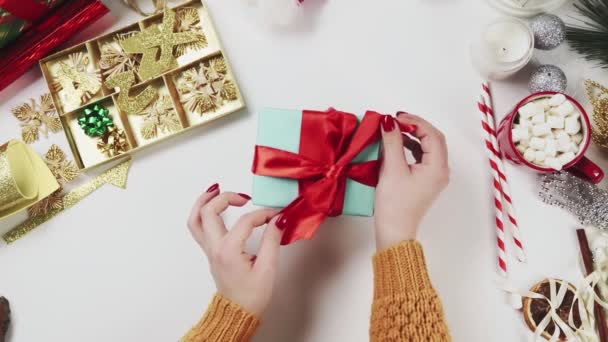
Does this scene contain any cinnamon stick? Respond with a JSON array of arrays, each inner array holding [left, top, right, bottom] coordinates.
[[577, 229, 608, 342]]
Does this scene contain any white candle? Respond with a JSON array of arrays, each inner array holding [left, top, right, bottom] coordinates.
[[485, 21, 532, 63], [471, 19, 534, 80]]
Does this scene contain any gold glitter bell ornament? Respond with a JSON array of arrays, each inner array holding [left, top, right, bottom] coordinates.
[[0, 140, 60, 220]]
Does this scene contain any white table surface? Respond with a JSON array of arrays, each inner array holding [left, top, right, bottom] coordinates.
[[2, 0, 608, 341]]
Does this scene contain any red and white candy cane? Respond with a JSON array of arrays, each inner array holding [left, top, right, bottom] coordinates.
[[479, 82, 526, 264]]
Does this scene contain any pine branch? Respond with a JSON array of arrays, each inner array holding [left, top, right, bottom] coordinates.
[[567, 0, 608, 68]]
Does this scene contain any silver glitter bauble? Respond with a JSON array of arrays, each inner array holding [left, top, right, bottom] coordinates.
[[529, 64, 567, 93], [530, 14, 566, 50]]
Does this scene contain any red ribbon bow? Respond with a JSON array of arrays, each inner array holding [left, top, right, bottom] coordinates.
[[253, 109, 387, 245]]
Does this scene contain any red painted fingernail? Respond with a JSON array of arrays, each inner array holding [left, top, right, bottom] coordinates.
[[398, 122, 417, 133], [381, 115, 395, 132], [206, 183, 219, 193], [275, 215, 289, 231], [238, 193, 251, 200]]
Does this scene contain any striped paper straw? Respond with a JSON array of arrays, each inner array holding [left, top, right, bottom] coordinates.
[[480, 82, 526, 263], [479, 94, 509, 277]]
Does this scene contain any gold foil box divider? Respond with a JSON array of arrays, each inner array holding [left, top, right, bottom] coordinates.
[[60, 114, 86, 169], [163, 74, 190, 129], [112, 93, 140, 149]]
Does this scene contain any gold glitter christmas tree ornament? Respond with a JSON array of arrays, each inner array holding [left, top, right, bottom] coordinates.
[[53, 52, 102, 108], [11, 93, 62, 143], [139, 95, 182, 139], [105, 70, 158, 115], [99, 32, 141, 79], [120, 8, 202, 81], [27, 145, 80, 218], [585, 79, 608, 149], [178, 56, 237, 115], [97, 127, 129, 157], [174, 7, 207, 57]]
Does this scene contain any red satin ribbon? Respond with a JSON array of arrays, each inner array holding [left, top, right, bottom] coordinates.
[[0, 0, 49, 22], [253, 109, 385, 245]]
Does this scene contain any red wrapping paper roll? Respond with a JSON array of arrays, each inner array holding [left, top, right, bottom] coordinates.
[[0, 0, 108, 92]]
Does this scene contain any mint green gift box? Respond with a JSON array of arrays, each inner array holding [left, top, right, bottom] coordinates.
[[252, 108, 380, 216]]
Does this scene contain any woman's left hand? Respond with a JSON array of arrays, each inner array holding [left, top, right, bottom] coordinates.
[[187, 185, 284, 316]]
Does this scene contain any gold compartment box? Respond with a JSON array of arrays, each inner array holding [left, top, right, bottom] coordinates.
[[39, 0, 245, 170]]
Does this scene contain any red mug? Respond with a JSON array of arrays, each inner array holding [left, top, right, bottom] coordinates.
[[497, 92, 604, 184]]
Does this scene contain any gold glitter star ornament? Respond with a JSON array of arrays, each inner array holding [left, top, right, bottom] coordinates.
[[11, 93, 62, 144]]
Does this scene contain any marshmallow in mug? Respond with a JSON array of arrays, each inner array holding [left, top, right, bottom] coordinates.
[[512, 94, 583, 171]]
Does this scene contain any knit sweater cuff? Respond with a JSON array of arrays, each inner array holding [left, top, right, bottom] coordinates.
[[372, 240, 432, 299], [181, 294, 259, 342]]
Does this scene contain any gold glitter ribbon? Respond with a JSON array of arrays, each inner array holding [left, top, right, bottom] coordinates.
[[0, 140, 59, 218], [3, 158, 132, 244]]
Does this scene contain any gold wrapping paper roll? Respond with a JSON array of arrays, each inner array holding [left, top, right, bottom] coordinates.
[[0, 140, 59, 219]]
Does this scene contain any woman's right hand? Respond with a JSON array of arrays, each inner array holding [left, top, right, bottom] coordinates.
[[187, 185, 284, 316], [373, 112, 450, 251]]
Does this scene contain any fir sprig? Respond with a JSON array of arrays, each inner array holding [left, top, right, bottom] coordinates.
[[567, 0, 608, 68]]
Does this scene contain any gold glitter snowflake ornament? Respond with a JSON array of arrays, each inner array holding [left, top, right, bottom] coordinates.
[[99, 32, 141, 79], [139, 95, 182, 140], [174, 7, 207, 57], [178, 56, 237, 116], [12, 93, 62, 143], [27, 145, 80, 217], [45, 144, 79, 183]]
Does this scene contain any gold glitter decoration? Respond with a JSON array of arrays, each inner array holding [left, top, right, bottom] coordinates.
[[97, 127, 129, 158], [44, 144, 80, 183], [27, 145, 80, 217], [120, 8, 202, 81], [174, 7, 207, 57], [99, 32, 141, 79], [11, 93, 62, 144], [105, 71, 158, 115], [3, 158, 132, 244], [26, 190, 63, 218], [139, 95, 182, 140], [178, 56, 238, 115], [586, 80, 608, 149], [53, 52, 102, 109]]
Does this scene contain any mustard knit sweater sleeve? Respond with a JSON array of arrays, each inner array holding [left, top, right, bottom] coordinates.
[[370, 241, 450, 341], [181, 241, 450, 342]]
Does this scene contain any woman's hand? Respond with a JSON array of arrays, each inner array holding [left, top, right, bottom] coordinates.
[[187, 185, 284, 316], [374, 112, 450, 250]]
